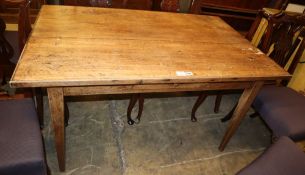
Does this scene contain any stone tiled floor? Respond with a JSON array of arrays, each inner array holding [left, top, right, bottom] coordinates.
[[42, 93, 271, 175]]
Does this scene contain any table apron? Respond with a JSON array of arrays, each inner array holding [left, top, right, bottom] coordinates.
[[63, 81, 255, 96]]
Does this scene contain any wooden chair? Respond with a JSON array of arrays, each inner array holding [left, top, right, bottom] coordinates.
[[0, 0, 33, 83], [60, 0, 153, 126], [126, 0, 180, 125], [188, 0, 288, 120], [160, 0, 180, 12], [0, 18, 14, 85], [220, 10, 305, 120], [0, 0, 45, 127], [191, 9, 305, 122], [214, 10, 305, 144], [246, 12, 305, 142]]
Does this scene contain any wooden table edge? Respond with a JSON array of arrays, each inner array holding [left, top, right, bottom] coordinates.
[[9, 75, 291, 88]]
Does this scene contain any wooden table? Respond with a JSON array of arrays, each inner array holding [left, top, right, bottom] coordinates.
[[10, 5, 290, 171]]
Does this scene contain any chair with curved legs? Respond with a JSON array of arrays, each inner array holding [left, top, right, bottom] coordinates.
[[126, 0, 180, 125]]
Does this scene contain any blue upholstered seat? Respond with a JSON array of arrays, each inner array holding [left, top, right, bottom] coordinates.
[[252, 86, 305, 141], [237, 136, 305, 175], [0, 98, 47, 175]]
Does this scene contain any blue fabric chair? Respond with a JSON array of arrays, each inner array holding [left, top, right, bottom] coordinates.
[[0, 98, 47, 175], [237, 136, 305, 175], [252, 86, 305, 141]]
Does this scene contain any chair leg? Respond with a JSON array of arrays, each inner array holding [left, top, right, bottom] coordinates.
[[221, 104, 237, 122], [64, 99, 69, 127], [127, 94, 144, 125], [271, 135, 278, 143], [136, 94, 144, 123], [33, 88, 44, 128], [127, 94, 138, 125], [191, 93, 207, 122], [249, 111, 259, 118], [1, 65, 15, 85], [1, 72, 5, 85], [214, 93, 222, 113], [221, 104, 258, 122]]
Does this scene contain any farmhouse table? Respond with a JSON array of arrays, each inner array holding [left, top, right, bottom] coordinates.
[[10, 5, 290, 171]]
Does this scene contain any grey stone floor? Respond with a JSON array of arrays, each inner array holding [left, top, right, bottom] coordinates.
[[42, 93, 272, 175]]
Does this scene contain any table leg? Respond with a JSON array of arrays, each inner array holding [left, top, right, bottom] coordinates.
[[47, 87, 65, 171], [219, 81, 264, 151]]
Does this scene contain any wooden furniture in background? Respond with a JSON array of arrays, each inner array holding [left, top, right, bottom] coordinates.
[[0, 0, 43, 24], [190, 0, 289, 31], [160, 0, 180, 12], [0, 0, 44, 127], [10, 5, 290, 171], [63, 0, 153, 10], [0, 0, 33, 83], [248, 10, 305, 70], [0, 0, 33, 81], [62, 0, 183, 11], [0, 17, 14, 84]]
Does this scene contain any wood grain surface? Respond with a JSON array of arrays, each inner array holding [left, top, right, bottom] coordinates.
[[10, 5, 290, 88]]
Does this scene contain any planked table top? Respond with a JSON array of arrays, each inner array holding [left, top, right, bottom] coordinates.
[[10, 5, 290, 88]]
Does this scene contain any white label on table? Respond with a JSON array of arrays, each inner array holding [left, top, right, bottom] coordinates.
[[176, 71, 193, 76]]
